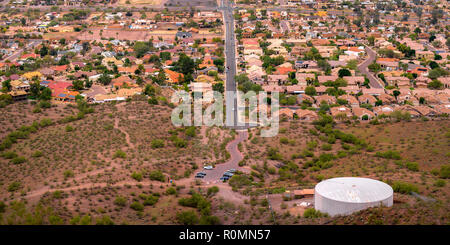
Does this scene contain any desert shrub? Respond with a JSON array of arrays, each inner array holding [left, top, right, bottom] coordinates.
[[2, 151, 18, 159], [306, 140, 318, 150], [53, 191, 63, 199], [0, 201, 5, 213], [321, 143, 332, 151], [405, 162, 419, 172], [341, 143, 351, 150], [178, 191, 211, 213], [11, 156, 27, 164], [260, 198, 269, 206], [390, 110, 411, 121], [337, 151, 347, 158], [267, 147, 282, 160], [32, 107, 42, 113], [319, 153, 335, 162], [176, 211, 199, 225], [301, 149, 314, 158], [7, 181, 21, 192], [268, 167, 276, 174], [78, 215, 91, 225], [130, 201, 144, 211], [434, 179, 446, 187], [96, 215, 114, 225], [440, 165, 450, 179], [63, 170, 74, 178], [207, 186, 219, 196], [279, 137, 289, 144], [39, 118, 53, 127], [103, 124, 114, 130], [131, 172, 143, 181], [39, 100, 51, 108], [0, 138, 13, 151], [375, 150, 402, 160], [166, 187, 177, 195], [151, 139, 164, 149], [149, 170, 165, 182], [143, 194, 159, 206], [178, 192, 206, 208], [148, 97, 158, 105], [65, 125, 74, 132], [185, 126, 196, 137], [113, 150, 126, 159], [392, 181, 418, 194], [303, 208, 328, 218], [199, 215, 221, 225], [32, 151, 43, 158], [313, 114, 335, 127], [49, 215, 64, 225], [309, 129, 319, 136], [229, 174, 253, 189], [327, 134, 336, 144], [114, 196, 127, 207], [173, 138, 187, 148]]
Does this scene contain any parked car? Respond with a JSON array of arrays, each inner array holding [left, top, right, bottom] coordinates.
[[228, 169, 236, 173], [220, 176, 230, 181], [195, 173, 205, 178], [223, 172, 234, 177], [203, 165, 214, 170], [196, 172, 206, 176]]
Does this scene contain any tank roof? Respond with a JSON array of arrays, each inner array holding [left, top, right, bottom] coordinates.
[[315, 177, 393, 203]]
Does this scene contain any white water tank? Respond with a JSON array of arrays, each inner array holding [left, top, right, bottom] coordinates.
[[314, 177, 393, 216]]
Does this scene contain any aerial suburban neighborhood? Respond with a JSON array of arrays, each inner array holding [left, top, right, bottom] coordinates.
[[0, 0, 448, 230]]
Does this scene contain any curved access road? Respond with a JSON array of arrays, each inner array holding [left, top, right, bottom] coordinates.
[[358, 45, 384, 89], [203, 130, 248, 183]]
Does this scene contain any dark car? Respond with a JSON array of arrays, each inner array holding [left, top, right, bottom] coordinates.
[[196, 172, 206, 176], [220, 176, 230, 181], [195, 173, 205, 178]]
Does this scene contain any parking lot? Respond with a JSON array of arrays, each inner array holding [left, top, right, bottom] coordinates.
[[201, 130, 247, 183]]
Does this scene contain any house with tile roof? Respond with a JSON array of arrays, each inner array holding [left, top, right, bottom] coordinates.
[[164, 69, 184, 84]]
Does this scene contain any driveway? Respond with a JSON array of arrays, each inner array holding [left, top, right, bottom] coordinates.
[[202, 130, 248, 183], [358, 45, 384, 89]]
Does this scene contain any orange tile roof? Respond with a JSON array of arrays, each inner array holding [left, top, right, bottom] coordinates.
[[164, 69, 184, 83]]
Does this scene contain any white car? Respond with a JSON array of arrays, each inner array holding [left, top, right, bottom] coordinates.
[[203, 165, 214, 170]]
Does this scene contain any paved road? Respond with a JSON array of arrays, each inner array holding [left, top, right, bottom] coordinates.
[[221, 0, 257, 129], [2, 39, 42, 62], [202, 130, 248, 182], [357, 45, 385, 89], [222, 0, 239, 128]]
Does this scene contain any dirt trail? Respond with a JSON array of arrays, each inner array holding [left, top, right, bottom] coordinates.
[[114, 117, 134, 148]]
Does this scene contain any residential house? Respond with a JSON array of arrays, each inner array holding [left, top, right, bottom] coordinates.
[[338, 94, 359, 107], [294, 109, 318, 121], [352, 107, 375, 120], [164, 69, 184, 84], [358, 94, 377, 106], [330, 106, 353, 118]]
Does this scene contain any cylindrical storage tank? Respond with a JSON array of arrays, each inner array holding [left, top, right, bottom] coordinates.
[[314, 177, 393, 216]]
